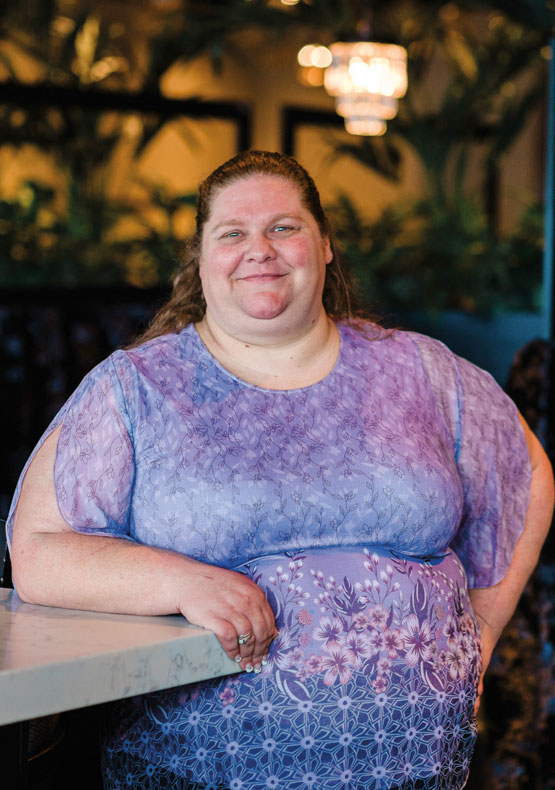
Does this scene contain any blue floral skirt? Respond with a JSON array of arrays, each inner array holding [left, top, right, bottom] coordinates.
[[102, 546, 481, 789]]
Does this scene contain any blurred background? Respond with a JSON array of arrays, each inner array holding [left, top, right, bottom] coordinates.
[[0, 1, 554, 787]]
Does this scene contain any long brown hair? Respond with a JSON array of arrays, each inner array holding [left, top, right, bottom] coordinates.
[[131, 150, 367, 346]]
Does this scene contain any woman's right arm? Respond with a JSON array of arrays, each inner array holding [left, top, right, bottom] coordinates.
[[11, 426, 277, 670]]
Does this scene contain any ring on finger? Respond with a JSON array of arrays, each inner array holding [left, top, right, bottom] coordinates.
[[237, 631, 252, 646]]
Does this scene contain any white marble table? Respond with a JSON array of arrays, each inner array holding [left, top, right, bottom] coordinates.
[[0, 588, 238, 726]]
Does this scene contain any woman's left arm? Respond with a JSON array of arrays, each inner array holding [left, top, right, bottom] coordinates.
[[469, 414, 554, 710]]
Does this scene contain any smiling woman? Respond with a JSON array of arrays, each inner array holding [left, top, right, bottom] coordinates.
[[6, 150, 553, 790], [197, 174, 335, 388], [198, 175, 332, 326]]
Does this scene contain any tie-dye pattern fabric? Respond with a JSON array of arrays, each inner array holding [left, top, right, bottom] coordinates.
[[6, 322, 530, 789]]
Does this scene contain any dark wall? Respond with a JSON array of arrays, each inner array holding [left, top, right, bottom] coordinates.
[[0, 287, 166, 516]]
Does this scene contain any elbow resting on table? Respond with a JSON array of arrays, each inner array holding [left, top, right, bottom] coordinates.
[[10, 530, 52, 605]]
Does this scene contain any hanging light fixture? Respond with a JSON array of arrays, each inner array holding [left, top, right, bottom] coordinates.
[[324, 40, 407, 136], [296, 3, 408, 137]]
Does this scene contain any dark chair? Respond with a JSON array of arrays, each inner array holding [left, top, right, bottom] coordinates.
[[0, 516, 12, 588]]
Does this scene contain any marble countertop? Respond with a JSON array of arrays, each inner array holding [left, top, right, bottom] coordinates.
[[0, 588, 238, 726]]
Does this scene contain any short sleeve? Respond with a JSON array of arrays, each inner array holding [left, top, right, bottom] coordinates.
[[6, 352, 136, 546], [409, 332, 532, 588]]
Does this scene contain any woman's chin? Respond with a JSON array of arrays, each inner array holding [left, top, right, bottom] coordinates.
[[239, 294, 289, 321], [246, 308, 287, 321]]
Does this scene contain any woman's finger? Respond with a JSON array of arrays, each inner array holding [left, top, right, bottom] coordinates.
[[233, 607, 270, 668], [188, 611, 248, 662]]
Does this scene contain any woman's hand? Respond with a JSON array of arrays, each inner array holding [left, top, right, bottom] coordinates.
[[175, 562, 278, 673]]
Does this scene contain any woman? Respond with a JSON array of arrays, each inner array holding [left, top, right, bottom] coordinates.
[[8, 150, 553, 789]]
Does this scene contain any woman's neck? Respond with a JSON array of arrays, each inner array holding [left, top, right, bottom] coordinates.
[[195, 311, 340, 390]]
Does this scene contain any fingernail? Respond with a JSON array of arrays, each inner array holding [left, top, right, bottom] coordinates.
[[245, 663, 254, 673], [261, 656, 269, 666], [234, 655, 242, 663], [254, 664, 262, 674]]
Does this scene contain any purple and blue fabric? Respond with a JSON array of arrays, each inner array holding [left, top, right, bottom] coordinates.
[[7, 322, 531, 789]]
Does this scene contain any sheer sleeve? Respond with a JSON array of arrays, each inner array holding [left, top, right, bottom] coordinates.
[[409, 333, 532, 588], [6, 352, 137, 546]]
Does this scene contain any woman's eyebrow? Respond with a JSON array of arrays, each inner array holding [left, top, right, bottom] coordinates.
[[212, 219, 243, 231], [212, 213, 304, 231]]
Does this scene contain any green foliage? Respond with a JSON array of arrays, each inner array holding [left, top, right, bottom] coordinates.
[[0, 179, 195, 287], [0, 96, 198, 287], [0, 1, 551, 295], [327, 4, 549, 315], [328, 193, 543, 315], [332, 6, 549, 189]]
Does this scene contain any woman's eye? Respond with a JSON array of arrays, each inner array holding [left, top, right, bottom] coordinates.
[[273, 225, 295, 233], [222, 230, 241, 239]]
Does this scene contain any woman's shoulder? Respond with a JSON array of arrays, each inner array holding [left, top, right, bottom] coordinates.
[[337, 319, 452, 361], [62, 328, 194, 409], [105, 325, 197, 376], [122, 325, 194, 360]]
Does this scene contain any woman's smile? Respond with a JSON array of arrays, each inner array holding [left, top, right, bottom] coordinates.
[[198, 174, 332, 338], [236, 272, 287, 282]]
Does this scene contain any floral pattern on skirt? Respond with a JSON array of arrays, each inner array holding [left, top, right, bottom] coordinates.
[[103, 546, 482, 790]]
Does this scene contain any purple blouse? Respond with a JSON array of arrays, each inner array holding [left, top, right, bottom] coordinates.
[[6, 322, 531, 790], [7, 321, 530, 588]]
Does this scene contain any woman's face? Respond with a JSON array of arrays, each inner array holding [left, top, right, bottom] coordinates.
[[198, 174, 332, 341]]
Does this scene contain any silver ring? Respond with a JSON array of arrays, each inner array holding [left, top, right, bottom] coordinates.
[[237, 631, 252, 646]]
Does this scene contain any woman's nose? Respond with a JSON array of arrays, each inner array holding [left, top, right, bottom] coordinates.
[[245, 233, 276, 262]]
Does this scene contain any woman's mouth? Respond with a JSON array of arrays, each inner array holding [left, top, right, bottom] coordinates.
[[239, 273, 286, 282]]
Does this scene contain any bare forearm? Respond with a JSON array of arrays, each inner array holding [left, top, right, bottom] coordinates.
[[12, 529, 200, 616]]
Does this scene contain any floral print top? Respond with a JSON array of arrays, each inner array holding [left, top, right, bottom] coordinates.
[[7, 322, 531, 789]]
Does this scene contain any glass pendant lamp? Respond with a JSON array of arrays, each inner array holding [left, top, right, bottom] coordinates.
[[323, 40, 408, 135], [296, 1, 408, 136]]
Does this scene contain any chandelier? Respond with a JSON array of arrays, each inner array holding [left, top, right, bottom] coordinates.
[[297, 36, 408, 137], [323, 41, 408, 136]]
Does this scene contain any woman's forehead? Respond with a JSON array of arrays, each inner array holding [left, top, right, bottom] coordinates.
[[208, 174, 304, 217]]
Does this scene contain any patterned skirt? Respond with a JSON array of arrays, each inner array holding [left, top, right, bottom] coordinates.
[[102, 546, 481, 790]]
